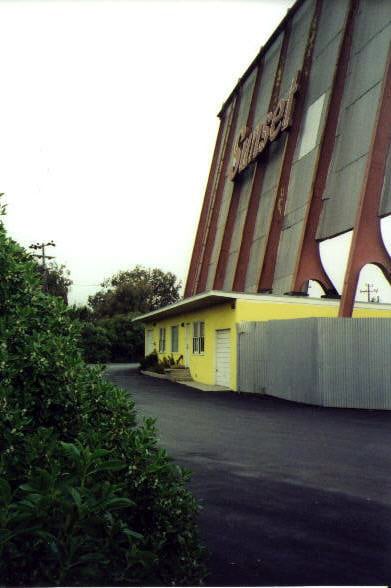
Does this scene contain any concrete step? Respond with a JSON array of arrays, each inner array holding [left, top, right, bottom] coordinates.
[[164, 367, 193, 382]]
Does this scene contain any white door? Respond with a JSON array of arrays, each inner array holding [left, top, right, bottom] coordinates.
[[184, 323, 191, 367], [215, 329, 231, 387], [145, 330, 153, 355]]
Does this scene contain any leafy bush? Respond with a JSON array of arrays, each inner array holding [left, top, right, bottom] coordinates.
[[139, 351, 160, 371], [78, 322, 112, 363], [160, 354, 176, 369], [0, 202, 206, 585], [139, 352, 169, 374], [140, 353, 187, 375]]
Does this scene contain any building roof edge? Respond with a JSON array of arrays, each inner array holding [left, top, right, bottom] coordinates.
[[132, 290, 391, 323]]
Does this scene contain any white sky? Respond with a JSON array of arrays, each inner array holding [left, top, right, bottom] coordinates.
[[0, 0, 389, 306]]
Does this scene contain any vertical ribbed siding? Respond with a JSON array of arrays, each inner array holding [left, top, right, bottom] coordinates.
[[318, 318, 391, 409], [237, 322, 268, 393], [267, 318, 318, 403], [237, 317, 391, 408]]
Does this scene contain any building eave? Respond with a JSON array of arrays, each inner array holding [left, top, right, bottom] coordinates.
[[132, 290, 391, 323], [132, 291, 239, 323]]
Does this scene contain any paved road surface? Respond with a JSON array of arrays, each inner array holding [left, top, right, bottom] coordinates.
[[106, 364, 391, 586]]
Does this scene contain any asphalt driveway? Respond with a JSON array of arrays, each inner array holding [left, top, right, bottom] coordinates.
[[106, 364, 391, 586]]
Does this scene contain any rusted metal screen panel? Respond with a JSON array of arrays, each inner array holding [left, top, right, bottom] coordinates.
[[207, 109, 234, 208], [244, 5, 315, 293], [313, 0, 351, 59], [317, 6, 391, 239], [279, 0, 316, 96], [245, 181, 279, 292], [253, 36, 283, 123], [273, 1, 351, 292], [187, 0, 391, 301], [223, 165, 255, 291], [273, 221, 307, 294], [318, 318, 391, 409], [354, 0, 391, 50], [186, 106, 233, 297], [204, 100, 238, 291], [237, 322, 268, 394], [205, 71, 257, 290], [238, 36, 284, 294]]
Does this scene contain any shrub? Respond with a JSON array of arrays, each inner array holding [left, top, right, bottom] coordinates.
[[139, 351, 159, 371], [139, 352, 168, 375], [160, 354, 176, 369], [0, 203, 206, 586], [139, 353, 187, 375]]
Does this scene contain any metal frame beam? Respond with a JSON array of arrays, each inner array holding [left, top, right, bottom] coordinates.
[[232, 24, 292, 292], [339, 43, 391, 317], [195, 96, 240, 294], [257, 0, 323, 293], [184, 116, 225, 298], [289, 0, 359, 298], [213, 61, 264, 290]]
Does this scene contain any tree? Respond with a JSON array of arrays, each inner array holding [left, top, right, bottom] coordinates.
[[35, 260, 72, 304], [99, 313, 145, 362], [75, 314, 145, 364], [68, 304, 93, 322], [88, 265, 181, 318]]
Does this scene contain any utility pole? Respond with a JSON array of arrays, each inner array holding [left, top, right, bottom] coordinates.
[[29, 240, 56, 292], [359, 282, 378, 303]]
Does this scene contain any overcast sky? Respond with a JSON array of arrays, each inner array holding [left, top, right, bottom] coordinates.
[[1, 0, 390, 306]]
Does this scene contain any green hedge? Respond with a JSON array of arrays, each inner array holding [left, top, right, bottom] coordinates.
[[0, 207, 206, 585]]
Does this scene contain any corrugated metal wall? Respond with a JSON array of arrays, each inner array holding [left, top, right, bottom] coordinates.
[[237, 318, 391, 409], [238, 322, 268, 394], [317, 0, 391, 238]]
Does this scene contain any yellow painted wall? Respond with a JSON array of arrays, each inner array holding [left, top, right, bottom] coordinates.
[[235, 299, 338, 321], [352, 307, 391, 318], [235, 299, 391, 321], [144, 297, 391, 391], [144, 302, 237, 389]]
